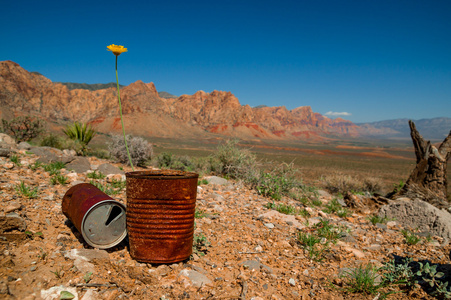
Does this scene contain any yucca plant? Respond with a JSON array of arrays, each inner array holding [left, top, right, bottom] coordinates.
[[62, 122, 96, 155]]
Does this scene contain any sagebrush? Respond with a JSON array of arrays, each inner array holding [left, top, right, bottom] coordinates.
[[213, 139, 258, 179], [109, 135, 153, 167], [322, 173, 382, 195]]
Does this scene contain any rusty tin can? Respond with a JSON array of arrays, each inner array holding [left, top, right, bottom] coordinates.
[[126, 170, 198, 263], [62, 183, 127, 249]]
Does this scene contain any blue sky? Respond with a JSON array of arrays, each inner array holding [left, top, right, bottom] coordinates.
[[1, 0, 450, 123]]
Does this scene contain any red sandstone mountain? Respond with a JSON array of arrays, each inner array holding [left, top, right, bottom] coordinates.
[[0, 60, 360, 141]]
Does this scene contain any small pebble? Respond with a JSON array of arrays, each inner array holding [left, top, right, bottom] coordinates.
[[264, 223, 275, 229]]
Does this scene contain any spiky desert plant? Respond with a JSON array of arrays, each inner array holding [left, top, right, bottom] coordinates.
[[62, 122, 96, 154]]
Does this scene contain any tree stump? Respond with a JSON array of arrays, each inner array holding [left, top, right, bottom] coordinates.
[[388, 120, 451, 210]]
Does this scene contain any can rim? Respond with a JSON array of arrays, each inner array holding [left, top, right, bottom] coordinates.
[[81, 199, 127, 249], [126, 170, 199, 180]]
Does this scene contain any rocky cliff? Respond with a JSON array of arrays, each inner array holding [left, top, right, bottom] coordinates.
[[0, 60, 360, 140]]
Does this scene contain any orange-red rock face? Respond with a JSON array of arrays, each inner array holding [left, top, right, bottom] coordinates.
[[0, 60, 360, 140]]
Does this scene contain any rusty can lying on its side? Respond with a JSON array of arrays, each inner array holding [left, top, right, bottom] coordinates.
[[126, 170, 198, 263], [62, 183, 127, 249]]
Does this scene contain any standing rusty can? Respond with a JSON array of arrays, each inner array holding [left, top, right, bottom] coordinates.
[[126, 170, 198, 263], [62, 183, 127, 249]]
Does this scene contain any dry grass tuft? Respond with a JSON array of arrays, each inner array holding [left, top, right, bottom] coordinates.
[[321, 173, 383, 195]]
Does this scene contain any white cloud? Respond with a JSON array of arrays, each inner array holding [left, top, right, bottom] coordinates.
[[324, 111, 352, 117]]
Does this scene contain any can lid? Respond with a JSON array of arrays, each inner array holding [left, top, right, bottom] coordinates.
[[81, 200, 127, 249]]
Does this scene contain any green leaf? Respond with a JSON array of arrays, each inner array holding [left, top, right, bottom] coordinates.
[[60, 291, 75, 299]]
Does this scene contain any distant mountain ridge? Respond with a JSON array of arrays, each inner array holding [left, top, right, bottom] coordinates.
[[357, 118, 451, 140], [0, 60, 359, 141]]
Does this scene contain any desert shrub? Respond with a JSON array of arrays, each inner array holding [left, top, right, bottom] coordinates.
[[212, 139, 258, 179], [40, 133, 64, 149], [322, 174, 380, 195], [194, 156, 222, 175], [248, 163, 300, 200], [298, 219, 346, 261], [322, 174, 361, 195], [169, 156, 194, 171], [202, 141, 317, 201], [154, 152, 195, 171], [86, 148, 110, 159], [363, 177, 383, 194], [324, 198, 350, 217], [61, 139, 84, 154], [109, 134, 153, 167], [191, 156, 215, 175], [155, 152, 174, 168], [62, 122, 96, 155], [2, 116, 45, 142]]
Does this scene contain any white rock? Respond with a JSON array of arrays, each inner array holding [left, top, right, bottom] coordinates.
[[41, 285, 78, 300], [264, 223, 275, 229], [63, 149, 77, 157], [81, 289, 99, 300], [212, 205, 224, 212], [179, 269, 212, 288], [318, 211, 328, 218], [0, 133, 15, 145], [3, 163, 14, 169], [386, 221, 398, 227], [106, 174, 123, 183], [20, 159, 31, 166], [66, 172, 78, 182]]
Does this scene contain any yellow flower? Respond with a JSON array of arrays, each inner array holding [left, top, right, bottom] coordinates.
[[107, 44, 128, 56]]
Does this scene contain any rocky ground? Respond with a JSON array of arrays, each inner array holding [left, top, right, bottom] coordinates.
[[0, 139, 450, 299]]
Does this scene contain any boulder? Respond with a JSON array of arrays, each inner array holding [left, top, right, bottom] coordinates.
[[0, 148, 11, 157], [378, 198, 451, 240], [0, 133, 15, 146], [205, 176, 229, 185], [30, 147, 75, 164], [66, 157, 91, 173], [0, 215, 27, 233], [97, 163, 124, 175], [17, 142, 32, 150]]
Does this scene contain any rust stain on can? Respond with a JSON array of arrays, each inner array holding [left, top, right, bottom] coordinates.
[[62, 183, 127, 249], [126, 170, 199, 263]]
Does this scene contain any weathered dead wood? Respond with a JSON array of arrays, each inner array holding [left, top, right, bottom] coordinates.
[[388, 120, 451, 209]]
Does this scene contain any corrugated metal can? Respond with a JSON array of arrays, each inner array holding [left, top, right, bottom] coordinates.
[[62, 183, 127, 249], [126, 170, 198, 263]]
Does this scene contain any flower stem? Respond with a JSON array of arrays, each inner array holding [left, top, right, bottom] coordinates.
[[115, 56, 134, 171]]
